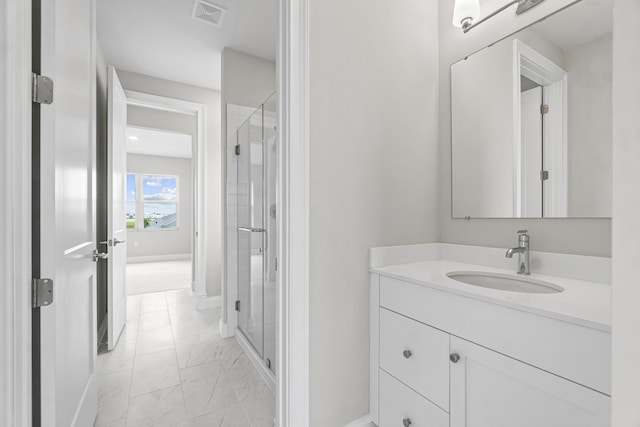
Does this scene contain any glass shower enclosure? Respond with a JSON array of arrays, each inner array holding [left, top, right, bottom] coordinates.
[[235, 93, 277, 374]]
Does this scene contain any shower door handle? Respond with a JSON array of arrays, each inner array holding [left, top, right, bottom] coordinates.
[[238, 227, 268, 251]]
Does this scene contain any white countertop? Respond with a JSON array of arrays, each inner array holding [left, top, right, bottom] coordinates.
[[371, 259, 612, 332]]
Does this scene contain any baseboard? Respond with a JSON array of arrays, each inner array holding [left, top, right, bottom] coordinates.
[[235, 329, 276, 394], [219, 319, 234, 338], [195, 295, 222, 311], [344, 415, 375, 427], [127, 254, 191, 264]]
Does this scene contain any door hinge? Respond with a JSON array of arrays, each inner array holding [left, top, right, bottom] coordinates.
[[32, 278, 54, 308], [235, 300, 240, 312], [32, 73, 54, 105], [266, 358, 271, 369], [275, 257, 278, 272], [235, 145, 241, 155], [541, 170, 549, 181], [540, 104, 549, 114]]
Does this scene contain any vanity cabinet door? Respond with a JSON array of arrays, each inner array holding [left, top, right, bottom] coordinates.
[[449, 337, 611, 427], [380, 308, 450, 410], [380, 370, 448, 427]]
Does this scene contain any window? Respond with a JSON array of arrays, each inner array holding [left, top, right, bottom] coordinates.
[[126, 173, 179, 230]]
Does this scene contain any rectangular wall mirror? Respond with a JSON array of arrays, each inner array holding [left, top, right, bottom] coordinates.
[[451, 0, 612, 219]]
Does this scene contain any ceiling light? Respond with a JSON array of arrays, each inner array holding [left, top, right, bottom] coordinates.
[[128, 136, 139, 141]]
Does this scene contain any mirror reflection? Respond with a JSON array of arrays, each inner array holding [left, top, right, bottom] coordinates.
[[451, 0, 612, 218]]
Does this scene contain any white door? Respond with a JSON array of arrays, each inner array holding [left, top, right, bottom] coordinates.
[[542, 80, 568, 217], [450, 337, 610, 427], [519, 86, 543, 217], [37, 0, 98, 425], [106, 66, 128, 350]]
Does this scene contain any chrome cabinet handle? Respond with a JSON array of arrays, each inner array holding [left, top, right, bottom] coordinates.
[[450, 353, 461, 363], [403, 417, 412, 427], [402, 349, 412, 359]]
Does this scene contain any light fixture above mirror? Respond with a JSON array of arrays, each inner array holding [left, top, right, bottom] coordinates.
[[453, 0, 546, 33]]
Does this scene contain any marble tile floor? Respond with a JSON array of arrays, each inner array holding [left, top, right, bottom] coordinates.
[[95, 289, 275, 427]]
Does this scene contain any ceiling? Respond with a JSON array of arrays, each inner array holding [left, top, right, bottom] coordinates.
[[97, 0, 277, 90], [127, 127, 193, 159]]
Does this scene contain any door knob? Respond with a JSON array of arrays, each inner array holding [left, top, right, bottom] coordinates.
[[92, 249, 109, 262], [450, 353, 461, 363], [402, 349, 412, 359], [403, 418, 412, 426], [113, 238, 126, 246]]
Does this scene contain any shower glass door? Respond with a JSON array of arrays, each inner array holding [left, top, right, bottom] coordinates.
[[262, 93, 277, 373], [237, 105, 265, 358]]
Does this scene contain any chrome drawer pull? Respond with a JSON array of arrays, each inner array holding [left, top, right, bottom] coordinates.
[[450, 353, 461, 363], [403, 417, 412, 426], [402, 349, 412, 359]]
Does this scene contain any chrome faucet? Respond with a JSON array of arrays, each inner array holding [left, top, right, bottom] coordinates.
[[506, 230, 530, 275]]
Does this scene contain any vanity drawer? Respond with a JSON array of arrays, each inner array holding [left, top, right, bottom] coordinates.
[[379, 307, 450, 410], [380, 369, 449, 427]]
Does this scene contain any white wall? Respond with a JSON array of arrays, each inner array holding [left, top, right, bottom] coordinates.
[[308, 0, 440, 424], [221, 49, 276, 327], [612, 0, 640, 424], [565, 35, 612, 218], [126, 153, 193, 258], [221, 48, 276, 146], [451, 40, 514, 217], [117, 70, 223, 297], [438, 0, 611, 256]]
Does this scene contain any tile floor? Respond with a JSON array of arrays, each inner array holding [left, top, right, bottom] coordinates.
[[126, 261, 192, 295], [95, 289, 275, 427]]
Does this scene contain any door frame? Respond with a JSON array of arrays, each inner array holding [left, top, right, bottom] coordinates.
[[124, 90, 209, 307], [276, 0, 310, 425], [2, 0, 311, 425], [0, 0, 33, 425], [512, 39, 568, 217]]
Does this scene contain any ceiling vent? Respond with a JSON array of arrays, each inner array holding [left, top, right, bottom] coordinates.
[[192, 0, 227, 27]]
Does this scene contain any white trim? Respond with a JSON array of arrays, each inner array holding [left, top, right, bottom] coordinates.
[[235, 329, 277, 393], [123, 90, 208, 303], [344, 415, 376, 427], [277, 0, 310, 426], [218, 319, 234, 338], [512, 39, 568, 217], [127, 253, 191, 264], [0, 0, 32, 425], [194, 295, 222, 310]]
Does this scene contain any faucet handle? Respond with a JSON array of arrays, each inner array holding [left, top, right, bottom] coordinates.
[[517, 229, 528, 234]]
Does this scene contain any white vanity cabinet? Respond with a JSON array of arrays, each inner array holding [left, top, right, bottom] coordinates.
[[449, 337, 610, 427], [371, 273, 611, 427]]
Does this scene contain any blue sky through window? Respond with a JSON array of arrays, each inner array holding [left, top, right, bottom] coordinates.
[[126, 174, 136, 201], [142, 175, 177, 201]]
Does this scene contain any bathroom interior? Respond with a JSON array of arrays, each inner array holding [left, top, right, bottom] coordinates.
[[312, 0, 628, 425], [88, 0, 634, 424]]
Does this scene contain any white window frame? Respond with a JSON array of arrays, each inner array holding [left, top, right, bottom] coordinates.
[[127, 172, 180, 231]]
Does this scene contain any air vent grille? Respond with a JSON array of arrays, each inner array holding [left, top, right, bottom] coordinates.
[[192, 0, 226, 27]]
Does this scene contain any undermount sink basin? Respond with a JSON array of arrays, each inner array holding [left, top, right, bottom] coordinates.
[[446, 271, 564, 294]]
